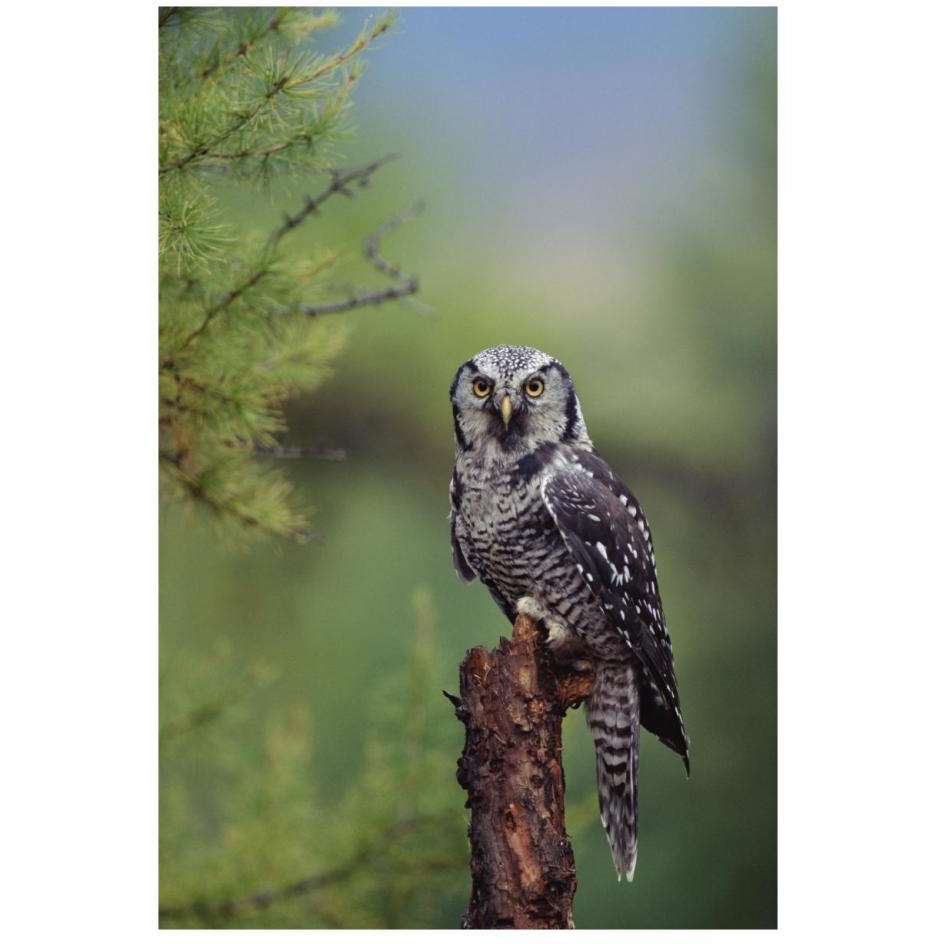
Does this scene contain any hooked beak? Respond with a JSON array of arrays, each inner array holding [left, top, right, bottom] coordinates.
[[500, 394, 513, 429]]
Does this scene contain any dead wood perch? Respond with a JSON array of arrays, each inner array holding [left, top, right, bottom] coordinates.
[[449, 613, 595, 929]]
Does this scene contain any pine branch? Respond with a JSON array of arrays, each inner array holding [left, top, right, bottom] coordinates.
[[171, 264, 271, 355], [204, 135, 308, 163], [301, 202, 424, 317], [158, 816, 433, 923], [199, 11, 284, 83], [158, 7, 179, 29], [159, 15, 392, 176], [159, 74, 292, 175], [197, 72, 358, 176], [159, 450, 319, 544]]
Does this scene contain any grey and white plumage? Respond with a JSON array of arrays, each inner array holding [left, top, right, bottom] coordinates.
[[448, 344, 689, 881]]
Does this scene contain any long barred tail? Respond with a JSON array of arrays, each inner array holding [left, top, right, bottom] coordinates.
[[588, 660, 640, 882]]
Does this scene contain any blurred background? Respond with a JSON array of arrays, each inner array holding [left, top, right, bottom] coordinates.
[[160, 6, 776, 929]]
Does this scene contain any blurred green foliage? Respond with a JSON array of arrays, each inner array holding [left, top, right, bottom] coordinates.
[[160, 7, 776, 930], [160, 590, 468, 928]]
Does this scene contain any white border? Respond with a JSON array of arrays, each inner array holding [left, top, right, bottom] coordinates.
[[4, 1, 942, 941]]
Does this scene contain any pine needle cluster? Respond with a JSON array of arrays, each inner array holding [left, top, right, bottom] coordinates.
[[159, 7, 403, 543]]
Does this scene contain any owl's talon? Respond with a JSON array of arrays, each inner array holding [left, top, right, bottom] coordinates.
[[515, 595, 545, 622]]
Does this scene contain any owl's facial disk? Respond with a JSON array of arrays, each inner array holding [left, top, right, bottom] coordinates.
[[450, 345, 590, 453]]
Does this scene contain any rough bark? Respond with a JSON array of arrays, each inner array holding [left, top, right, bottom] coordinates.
[[450, 613, 595, 929]]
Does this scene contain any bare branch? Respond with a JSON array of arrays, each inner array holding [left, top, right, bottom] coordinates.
[[267, 154, 398, 249], [364, 201, 425, 282], [254, 444, 346, 461], [301, 202, 425, 318], [300, 283, 418, 317]]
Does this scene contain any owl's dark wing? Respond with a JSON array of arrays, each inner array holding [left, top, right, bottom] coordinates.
[[450, 511, 476, 583], [541, 448, 689, 769], [449, 473, 476, 583]]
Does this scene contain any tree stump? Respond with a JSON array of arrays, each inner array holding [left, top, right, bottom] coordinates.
[[449, 613, 595, 929]]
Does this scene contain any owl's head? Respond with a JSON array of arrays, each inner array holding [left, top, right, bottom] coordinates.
[[449, 345, 591, 454]]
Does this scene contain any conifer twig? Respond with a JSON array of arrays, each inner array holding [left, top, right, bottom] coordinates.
[[199, 11, 285, 82], [283, 15, 392, 91]]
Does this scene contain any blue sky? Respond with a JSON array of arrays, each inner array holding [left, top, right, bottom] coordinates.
[[328, 7, 775, 236]]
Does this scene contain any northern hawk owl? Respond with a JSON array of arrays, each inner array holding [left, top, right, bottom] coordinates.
[[449, 344, 689, 881]]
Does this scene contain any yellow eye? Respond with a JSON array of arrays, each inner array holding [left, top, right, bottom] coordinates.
[[525, 377, 545, 398], [472, 378, 491, 398]]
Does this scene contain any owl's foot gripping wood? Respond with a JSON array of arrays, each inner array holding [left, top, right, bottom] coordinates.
[[516, 595, 594, 671], [448, 613, 594, 929]]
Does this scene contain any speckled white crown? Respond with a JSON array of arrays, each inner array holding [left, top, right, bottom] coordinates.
[[472, 345, 557, 377]]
